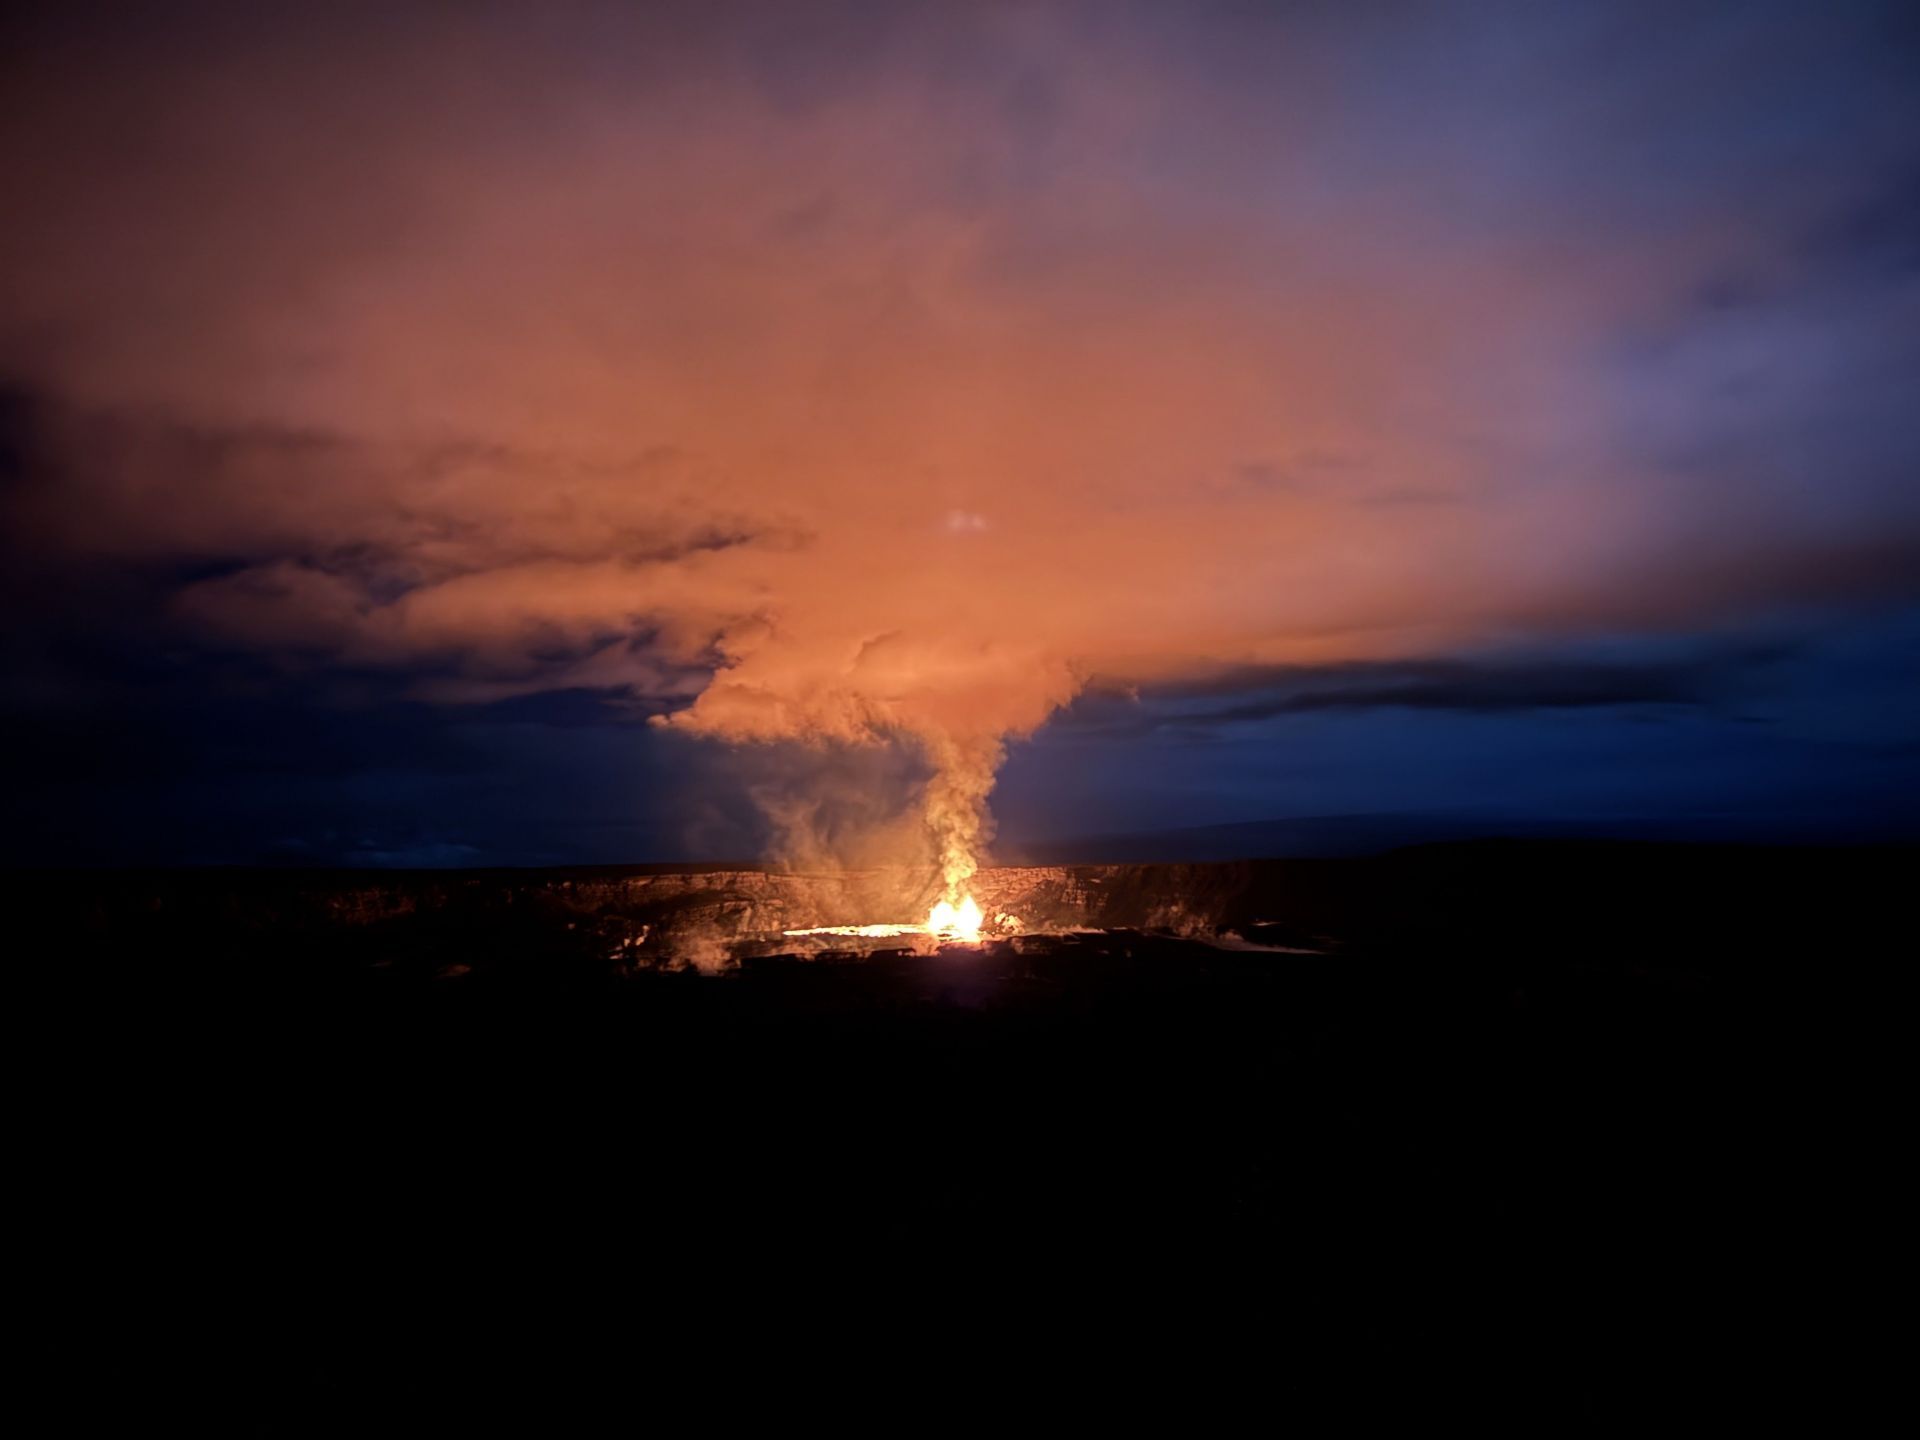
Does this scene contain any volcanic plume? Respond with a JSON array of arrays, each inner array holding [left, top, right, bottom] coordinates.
[[666, 631, 1074, 916], [2, 3, 1917, 873]]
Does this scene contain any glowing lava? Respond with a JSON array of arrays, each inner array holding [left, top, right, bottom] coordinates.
[[783, 891, 999, 946], [925, 893, 984, 943]]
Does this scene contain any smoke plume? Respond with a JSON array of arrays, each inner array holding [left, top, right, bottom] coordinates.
[[3, 3, 1917, 873]]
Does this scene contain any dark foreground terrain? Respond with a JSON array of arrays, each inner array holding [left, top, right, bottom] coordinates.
[[24, 840, 1896, 1393]]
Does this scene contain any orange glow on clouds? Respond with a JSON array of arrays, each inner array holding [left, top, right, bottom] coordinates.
[[3, 5, 1906, 874]]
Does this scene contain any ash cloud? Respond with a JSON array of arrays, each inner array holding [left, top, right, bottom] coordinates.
[[3, 1, 1918, 865]]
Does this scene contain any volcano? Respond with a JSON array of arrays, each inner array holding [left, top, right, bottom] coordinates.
[[38, 839, 1894, 1338], [59, 856, 1346, 975], [49, 840, 1895, 979]]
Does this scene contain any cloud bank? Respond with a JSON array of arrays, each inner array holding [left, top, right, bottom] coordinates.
[[3, 1, 1916, 871]]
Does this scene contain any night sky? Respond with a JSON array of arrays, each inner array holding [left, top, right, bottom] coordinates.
[[3, 1, 1917, 867]]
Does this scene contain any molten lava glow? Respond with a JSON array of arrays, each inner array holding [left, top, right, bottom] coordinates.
[[926, 894, 984, 943], [783, 892, 999, 945]]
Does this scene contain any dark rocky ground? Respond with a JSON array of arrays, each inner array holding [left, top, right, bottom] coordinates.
[[18, 839, 1896, 1399]]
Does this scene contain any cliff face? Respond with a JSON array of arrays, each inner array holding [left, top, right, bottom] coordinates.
[[59, 860, 1322, 972], [315, 862, 1286, 956], [39, 840, 1898, 980]]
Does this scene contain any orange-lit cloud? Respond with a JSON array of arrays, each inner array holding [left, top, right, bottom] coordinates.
[[4, 3, 1916, 868]]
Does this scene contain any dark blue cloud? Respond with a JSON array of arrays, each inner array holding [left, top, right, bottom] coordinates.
[[997, 609, 1920, 852]]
